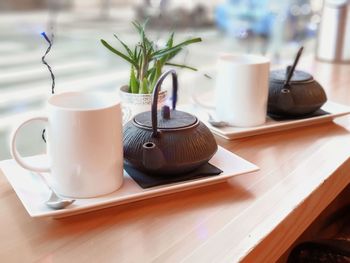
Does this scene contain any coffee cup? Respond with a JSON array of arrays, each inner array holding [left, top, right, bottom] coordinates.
[[193, 54, 270, 127], [215, 54, 270, 127], [10, 92, 124, 198]]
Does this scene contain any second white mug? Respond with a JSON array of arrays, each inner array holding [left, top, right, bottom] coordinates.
[[215, 54, 270, 127]]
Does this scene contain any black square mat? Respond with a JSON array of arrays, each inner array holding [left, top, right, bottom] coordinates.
[[268, 109, 329, 121], [124, 163, 223, 189]]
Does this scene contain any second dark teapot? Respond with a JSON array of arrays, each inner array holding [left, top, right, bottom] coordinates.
[[268, 47, 327, 117]]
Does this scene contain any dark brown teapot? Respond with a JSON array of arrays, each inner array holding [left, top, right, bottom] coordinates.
[[123, 69, 218, 175], [268, 47, 327, 117]]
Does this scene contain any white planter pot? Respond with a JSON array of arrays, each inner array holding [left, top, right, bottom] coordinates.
[[119, 85, 168, 119]]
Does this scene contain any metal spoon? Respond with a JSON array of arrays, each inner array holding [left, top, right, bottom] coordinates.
[[45, 190, 75, 210], [31, 172, 75, 209], [207, 112, 230, 128]]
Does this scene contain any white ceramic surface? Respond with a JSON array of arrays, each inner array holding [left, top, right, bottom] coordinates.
[[10, 92, 124, 198], [1, 146, 258, 218], [183, 101, 350, 140], [215, 54, 270, 127], [119, 85, 167, 117]]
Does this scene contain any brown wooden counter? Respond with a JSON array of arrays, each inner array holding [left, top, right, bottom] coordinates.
[[1, 58, 350, 262]]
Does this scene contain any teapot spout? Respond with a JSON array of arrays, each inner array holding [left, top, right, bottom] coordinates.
[[142, 142, 166, 171], [277, 87, 295, 111]]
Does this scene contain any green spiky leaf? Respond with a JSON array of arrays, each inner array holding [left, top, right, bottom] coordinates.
[[129, 66, 139, 93], [165, 62, 197, 71], [140, 77, 149, 94], [151, 37, 202, 59], [100, 39, 138, 68], [114, 34, 134, 59], [100, 21, 202, 94]]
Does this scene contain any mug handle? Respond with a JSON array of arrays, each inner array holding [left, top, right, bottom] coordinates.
[[10, 117, 51, 173]]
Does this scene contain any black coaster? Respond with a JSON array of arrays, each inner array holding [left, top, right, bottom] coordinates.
[[124, 163, 223, 189], [268, 109, 330, 121]]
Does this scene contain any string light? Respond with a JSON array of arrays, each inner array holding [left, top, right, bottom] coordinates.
[[41, 32, 55, 94]]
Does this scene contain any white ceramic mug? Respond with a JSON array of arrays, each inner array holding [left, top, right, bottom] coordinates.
[[215, 54, 270, 127], [10, 92, 124, 198]]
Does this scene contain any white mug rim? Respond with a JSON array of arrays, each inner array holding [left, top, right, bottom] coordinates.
[[48, 91, 120, 112], [218, 53, 270, 65]]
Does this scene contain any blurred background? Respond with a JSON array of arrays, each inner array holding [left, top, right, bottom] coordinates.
[[0, 0, 325, 160]]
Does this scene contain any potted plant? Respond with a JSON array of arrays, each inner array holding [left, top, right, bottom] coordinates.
[[100, 20, 202, 116]]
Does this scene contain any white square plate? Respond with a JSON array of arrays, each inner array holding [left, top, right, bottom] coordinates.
[[0, 146, 258, 218], [181, 101, 350, 140]]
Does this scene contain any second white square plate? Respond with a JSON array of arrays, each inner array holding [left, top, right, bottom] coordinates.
[[181, 101, 350, 140]]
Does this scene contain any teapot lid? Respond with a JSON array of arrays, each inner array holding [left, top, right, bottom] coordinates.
[[134, 106, 198, 130], [270, 69, 313, 83]]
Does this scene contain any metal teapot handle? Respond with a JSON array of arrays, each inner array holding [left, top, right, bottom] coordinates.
[[151, 69, 178, 137]]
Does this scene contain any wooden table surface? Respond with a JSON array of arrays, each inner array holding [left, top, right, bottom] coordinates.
[[1, 58, 350, 263]]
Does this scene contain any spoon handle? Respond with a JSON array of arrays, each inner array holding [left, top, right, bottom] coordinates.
[[284, 46, 304, 86], [31, 171, 53, 191]]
